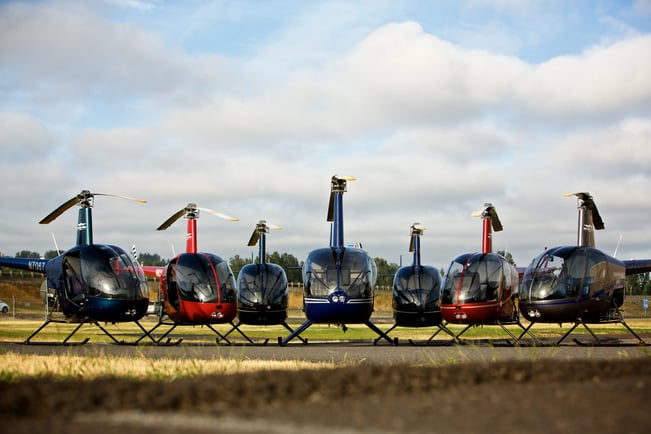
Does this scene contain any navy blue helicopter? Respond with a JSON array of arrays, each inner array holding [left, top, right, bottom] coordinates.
[[279, 175, 395, 346], [377, 223, 453, 345], [0, 190, 151, 344], [218, 220, 303, 344], [519, 193, 651, 345]]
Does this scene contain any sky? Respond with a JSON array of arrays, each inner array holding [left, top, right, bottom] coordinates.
[[0, 0, 650, 270]]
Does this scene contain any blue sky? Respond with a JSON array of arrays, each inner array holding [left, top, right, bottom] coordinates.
[[1, 0, 650, 269]]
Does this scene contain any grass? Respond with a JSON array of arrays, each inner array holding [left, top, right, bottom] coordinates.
[[0, 350, 336, 381]]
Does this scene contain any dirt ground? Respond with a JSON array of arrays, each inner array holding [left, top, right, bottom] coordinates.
[[1, 357, 650, 434]]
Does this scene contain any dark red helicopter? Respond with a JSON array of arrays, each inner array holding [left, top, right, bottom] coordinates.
[[377, 223, 453, 345], [139, 203, 240, 344], [0, 190, 150, 344], [278, 175, 395, 346], [440, 203, 536, 343], [518, 193, 651, 345]]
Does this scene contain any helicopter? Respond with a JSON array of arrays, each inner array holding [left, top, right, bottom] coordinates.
[[279, 175, 395, 346], [440, 203, 537, 344], [138, 203, 241, 344], [376, 223, 454, 345], [518, 193, 651, 345], [0, 190, 151, 344], [218, 220, 304, 344]]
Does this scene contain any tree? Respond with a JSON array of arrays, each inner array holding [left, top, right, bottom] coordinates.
[[626, 273, 650, 296], [496, 250, 516, 267], [138, 252, 167, 266], [229, 254, 253, 274], [44, 250, 61, 259], [374, 257, 399, 290], [15, 250, 40, 259]]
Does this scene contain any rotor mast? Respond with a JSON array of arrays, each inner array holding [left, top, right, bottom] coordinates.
[[184, 204, 199, 254], [567, 192, 604, 248]]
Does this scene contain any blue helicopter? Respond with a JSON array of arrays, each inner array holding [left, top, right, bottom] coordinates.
[[377, 223, 454, 345], [518, 192, 651, 345], [218, 219, 304, 344], [0, 190, 151, 344], [279, 175, 395, 346]]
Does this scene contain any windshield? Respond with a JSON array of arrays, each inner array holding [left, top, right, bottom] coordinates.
[[521, 247, 588, 301], [393, 266, 441, 306], [304, 247, 373, 298], [237, 263, 288, 305], [175, 253, 236, 303], [69, 245, 148, 300], [441, 253, 503, 303]]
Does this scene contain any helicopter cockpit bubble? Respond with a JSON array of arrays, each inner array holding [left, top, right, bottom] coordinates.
[[173, 253, 236, 304], [237, 263, 288, 307], [392, 266, 441, 309], [442, 253, 507, 305], [303, 247, 374, 299]]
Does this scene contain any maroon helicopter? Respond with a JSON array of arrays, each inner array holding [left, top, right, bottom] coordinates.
[[518, 193, 651, 345], [139, 203, 240, 344], [440, 203, 536, 343]]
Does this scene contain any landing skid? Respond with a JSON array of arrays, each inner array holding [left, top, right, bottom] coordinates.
[[451, 320, 541, 346], [372, 322, 456, 346], [136, 318, 236, 345], [556, 316, 647, 346], [278, 319, 397, 346], [23, 317, 155, 345], [218, 320, 305, 346]]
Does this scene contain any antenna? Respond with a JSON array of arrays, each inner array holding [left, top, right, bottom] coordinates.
[[613, 234, 623, 258], [51, 233, 61, 255]]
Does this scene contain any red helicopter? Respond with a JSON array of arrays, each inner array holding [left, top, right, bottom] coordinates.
[[376, 223, 454, 345], [0, 190, 150, 344], [518, 193, 651, 345], [139, 203, 240, 344], [440, 203, 537, 343]]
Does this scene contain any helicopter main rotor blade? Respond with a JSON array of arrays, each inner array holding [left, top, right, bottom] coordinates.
[[39, 196, 81, 224], [39, 191, 147, 225], [93, 193, 148, 204], [199, 208, 239, 221], [247, 229, 260, 247], [157, 208, 187, 231]]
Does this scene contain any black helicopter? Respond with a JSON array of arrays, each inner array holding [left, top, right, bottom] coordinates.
[[440, 203, 536, 343], [279, 175, 395, 346], [0, 190, 150, 344], [218, 220, 303, 344], [376, 223, 453, 345], [139, 203, 240, 344], [518, 193, 651, 345]]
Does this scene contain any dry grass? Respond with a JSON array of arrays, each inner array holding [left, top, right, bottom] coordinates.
[[0, 351, 335, 381]]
